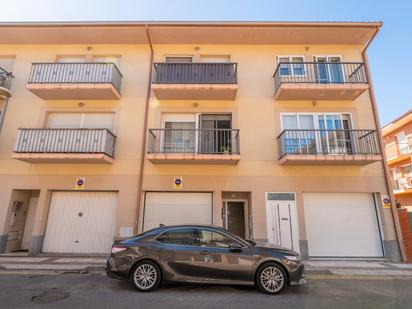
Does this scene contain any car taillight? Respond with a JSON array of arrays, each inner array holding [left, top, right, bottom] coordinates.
[[111, 245, 128, 254]]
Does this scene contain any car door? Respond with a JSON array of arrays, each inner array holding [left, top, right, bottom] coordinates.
[[193, 228, 254, 283], [154, 227, 206, 281]]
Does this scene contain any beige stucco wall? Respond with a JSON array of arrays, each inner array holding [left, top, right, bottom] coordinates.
[[143, 44, 392, 243], [0, 42, 396, 255]]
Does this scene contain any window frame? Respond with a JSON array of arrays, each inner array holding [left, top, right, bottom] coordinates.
[[276, 55, 306, 77]]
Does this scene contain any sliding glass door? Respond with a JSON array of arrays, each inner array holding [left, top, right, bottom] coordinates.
[[199, 114, 232, 154], [315, 56, 344, 84]]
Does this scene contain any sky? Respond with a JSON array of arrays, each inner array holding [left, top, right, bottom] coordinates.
[[0, 0, 410, 125]]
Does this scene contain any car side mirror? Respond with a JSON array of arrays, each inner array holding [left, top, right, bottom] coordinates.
[[229, 242, 242, 252]]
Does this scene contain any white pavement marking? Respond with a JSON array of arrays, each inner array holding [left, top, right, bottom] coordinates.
[[0, 257, 49, 263], [305, 261, 386, 268], [0, 264, 87, 270], [54, 258, 106, 264], [330, 269, 412, 277]]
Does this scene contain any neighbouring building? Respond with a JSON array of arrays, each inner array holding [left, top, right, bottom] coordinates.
[[0, 21, 404, 261], [383, 109, 412, 261]]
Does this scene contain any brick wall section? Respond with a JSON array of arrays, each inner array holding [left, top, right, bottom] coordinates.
[[383, 122, 412, 145], [398, 208, 412, 262]]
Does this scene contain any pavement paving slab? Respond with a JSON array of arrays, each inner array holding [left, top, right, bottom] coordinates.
[[0, 257, 49, 263], [330, 268, 412, 277], [0, 264, 87, 270], [54, 258, 107, 264], [305, 261, 387, 268]]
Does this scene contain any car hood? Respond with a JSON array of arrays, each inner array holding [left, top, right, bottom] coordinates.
[[252, 241, 299, 255]]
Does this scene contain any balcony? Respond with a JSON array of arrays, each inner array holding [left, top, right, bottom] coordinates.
[[385, 140, 412, 165], [152, 63, 238, 100], [277, 129, 381, 165], [147, 128, 240, 164], [27, 63, 122, 100], [0, 67, 13, 97], [12, 128, 116, 164], [273, 62, 369, 100]]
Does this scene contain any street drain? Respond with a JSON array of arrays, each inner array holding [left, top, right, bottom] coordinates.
[[31, 291, 70, 304]]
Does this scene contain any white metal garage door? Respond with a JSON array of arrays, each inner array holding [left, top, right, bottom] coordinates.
[[303, 193, 383, 258], [43, 191, 117, 254], [143, 192, 213, 231]]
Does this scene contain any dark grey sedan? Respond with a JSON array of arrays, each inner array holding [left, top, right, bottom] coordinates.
[[106, 225, 305, 294]]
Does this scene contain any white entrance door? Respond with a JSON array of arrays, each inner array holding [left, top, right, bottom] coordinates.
[[265, 193, 300, 253], [303, 193, 383, 258], [42, 191, 117, 254], [143, 192, 213, 231]]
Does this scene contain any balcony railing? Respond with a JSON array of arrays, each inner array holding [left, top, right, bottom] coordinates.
[[385, 140, 412, 160], [274, 62, 367, 93], [148, 128, 240, 154], [278, 129, 380, 159], [14, 128, 116, 158], [152, 63, 238, 84], [28, 63, 122, 94], [0, 67, 13, 91]]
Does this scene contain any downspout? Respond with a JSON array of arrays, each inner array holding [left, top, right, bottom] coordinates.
[[134, 25, 154, 234], [0, 95, 10, 133], [362, 26, 407, 262]]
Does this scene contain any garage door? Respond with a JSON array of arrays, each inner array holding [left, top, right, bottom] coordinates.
[[304, 193, 383, 258], [43, 191, 117, 254], [143, 192, 212, 231]]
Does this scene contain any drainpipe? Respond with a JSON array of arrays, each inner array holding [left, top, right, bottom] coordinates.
[[362, 26, 407, 262], [0, 95, 10, 133], [134, 25, 154, 234]]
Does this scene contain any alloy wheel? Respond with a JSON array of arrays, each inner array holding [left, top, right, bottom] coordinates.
[[133, 263, 158, 290], [260, 266, 285, 293]]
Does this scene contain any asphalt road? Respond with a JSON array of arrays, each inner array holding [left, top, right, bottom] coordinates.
[[0, 273, 411, 309]]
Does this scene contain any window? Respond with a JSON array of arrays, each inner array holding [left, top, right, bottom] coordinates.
[[396, 132, 410, 154], [165, 56, 193, 63], [401, 164, 412, 176], [196, 229, 235, 248], [46, 112, 115, 131], [281, 113, 353, 155], [156, 228, 195, 246], [277, 56, 305, 76]]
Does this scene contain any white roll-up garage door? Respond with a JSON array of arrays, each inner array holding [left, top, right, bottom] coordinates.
[[42, 191, 117, 254], [143, 192, 213, 231], [303, 193, 383, 258]]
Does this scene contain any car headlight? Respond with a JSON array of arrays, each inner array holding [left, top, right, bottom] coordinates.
[[285, 255, 301, 262]]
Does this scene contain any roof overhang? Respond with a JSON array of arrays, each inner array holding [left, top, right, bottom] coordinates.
[[382, 109, 412, 136], [0, 21, 382, 45]]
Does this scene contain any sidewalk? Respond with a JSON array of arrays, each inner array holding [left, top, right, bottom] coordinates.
[[304, 260, 412, 278], [0, 255, 107, 274], [0, 255, 412, 278]]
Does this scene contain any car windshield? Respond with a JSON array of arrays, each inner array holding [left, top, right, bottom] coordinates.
[[125, 227, 162, 242]]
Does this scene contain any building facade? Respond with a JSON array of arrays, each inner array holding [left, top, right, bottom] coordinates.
[[0, 22, 403, 260]]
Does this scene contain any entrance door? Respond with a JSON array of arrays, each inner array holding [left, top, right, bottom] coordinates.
[[265, 193, 300, 252], [224, 201, 246, 238]]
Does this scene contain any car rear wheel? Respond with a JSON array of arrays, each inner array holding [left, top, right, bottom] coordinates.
[[256, 262, 287, 295], [131, 260, 161, 292]]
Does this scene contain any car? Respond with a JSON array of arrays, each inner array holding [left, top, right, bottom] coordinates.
[[106, 225, 306, 294]]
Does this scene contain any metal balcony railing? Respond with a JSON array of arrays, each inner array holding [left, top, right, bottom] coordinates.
[[152, 63, 238, 84], [0, 67, 13, 90], [148, 128, 240, 154], [14, 128, 116, 158], [277, 129, 380, 159], [273, 62, 368, 93], [28, 63, 123, 94]]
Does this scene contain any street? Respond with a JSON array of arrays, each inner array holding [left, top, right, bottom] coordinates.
[[0, 273, 411, 309]]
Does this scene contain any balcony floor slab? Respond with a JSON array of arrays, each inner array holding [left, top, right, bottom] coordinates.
[[147, 153, 240, 165], [278, 153, 382, 165], [11, 153, 114, 164]]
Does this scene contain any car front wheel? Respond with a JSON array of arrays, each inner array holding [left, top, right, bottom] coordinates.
[[131, 260, 161, 292], [256, 262, 287, 294]]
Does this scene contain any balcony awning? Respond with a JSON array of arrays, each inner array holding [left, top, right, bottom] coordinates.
[[0, 21, 381, 46]]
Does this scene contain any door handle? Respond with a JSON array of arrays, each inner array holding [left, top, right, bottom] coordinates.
[[200, 251, 209, 255]]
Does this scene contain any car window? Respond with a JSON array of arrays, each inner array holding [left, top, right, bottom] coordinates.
[[156, 228, 195, 246], [195, 229, 235, 248]]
